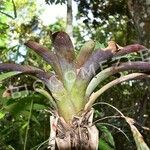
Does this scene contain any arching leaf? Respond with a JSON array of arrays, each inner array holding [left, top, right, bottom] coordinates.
[[114, 44, 146, 57], [25, 41, 62, 79], [85, 73, 150, 110], [86, 61, 150, 96], [0, 63, 53, 80], [125, 117, 149, 150]]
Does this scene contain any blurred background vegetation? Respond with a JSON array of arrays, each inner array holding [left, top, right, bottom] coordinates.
[[0, 0, 150, 149]]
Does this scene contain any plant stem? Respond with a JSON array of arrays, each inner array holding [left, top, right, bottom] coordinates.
[[23, 99, 33, 150]]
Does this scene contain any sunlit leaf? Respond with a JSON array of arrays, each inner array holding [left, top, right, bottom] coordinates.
[[21, 122, 28, 130], [0, 71, 20, 81], [95, 42, 105, 49], [0, 111, 5, 119], [33, 103, 46, 110], [99, 139, 114, 150]]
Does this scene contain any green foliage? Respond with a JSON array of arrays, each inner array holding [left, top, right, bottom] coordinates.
[[99, 126, 115, 148], [0, 72, 20, 81], [99, 139, 114, 150], [0, 90, 50, 149], [0, 0, 150, 149], [75, 0, 137, 45], [45, 0, 66, 4], [0, 111, 5, 119]]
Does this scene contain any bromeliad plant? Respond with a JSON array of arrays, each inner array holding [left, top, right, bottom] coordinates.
[[0, 32, 150, 149]]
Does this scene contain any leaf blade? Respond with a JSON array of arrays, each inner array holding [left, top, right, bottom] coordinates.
[[114, 44, 146, 57], [52, 31, 75, 62], [76, 40, 95, 68], [125, 117, 150, 150], [85, 73, 150, 110], [77, 49, 113, 82], [0, 71, 20, 81], [86, 61, 150, 97], [25, 41, 62, 78], [0, 63, 52, 81]]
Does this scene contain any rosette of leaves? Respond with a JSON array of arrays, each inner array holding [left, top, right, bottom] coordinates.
[[0, 32, 150, 150]]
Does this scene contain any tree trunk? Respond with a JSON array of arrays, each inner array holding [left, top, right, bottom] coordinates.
[[48, 109, 99, 150], [127, 0, 150, 48], [66, 0, 73, 39]]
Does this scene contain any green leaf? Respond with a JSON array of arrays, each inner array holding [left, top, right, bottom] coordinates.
[[99, 139, 114, 150], [76, 40, 95, 68], [33, 103, 46, 110], [0, 111, 5, 119], [99, 126, 115, 148], [86, 61, 150, 97], [21, 122, 28, 130], [85, 73, 150, 110], [4, 96, 31, 115], [95, 41, 105, 49], [35, 88, 57, 109], [0, 71, 20, 81]]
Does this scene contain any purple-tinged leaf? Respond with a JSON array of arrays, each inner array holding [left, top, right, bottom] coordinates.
[[0, 63, 40, 72], [76, 40, 95, 68], [51, 32, 77, 91], [0, 63, 67, 96], [86, 61, 150, 97], [117, 61, 150, 70], [25, 40, 54, 64], [71, 50, 113, 107], [25, 41, 62, 79], [0, 63, 52, 81], [77, 49, 113, 81], [114, 44, 146, 57], [51, 32, 75, 62], [85, 73, 150, 110]]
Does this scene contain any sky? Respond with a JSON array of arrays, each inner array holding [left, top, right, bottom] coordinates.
[[37, 0, 78, 25], [36, 0, 91, 41], [15, 0, 79, 63]]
